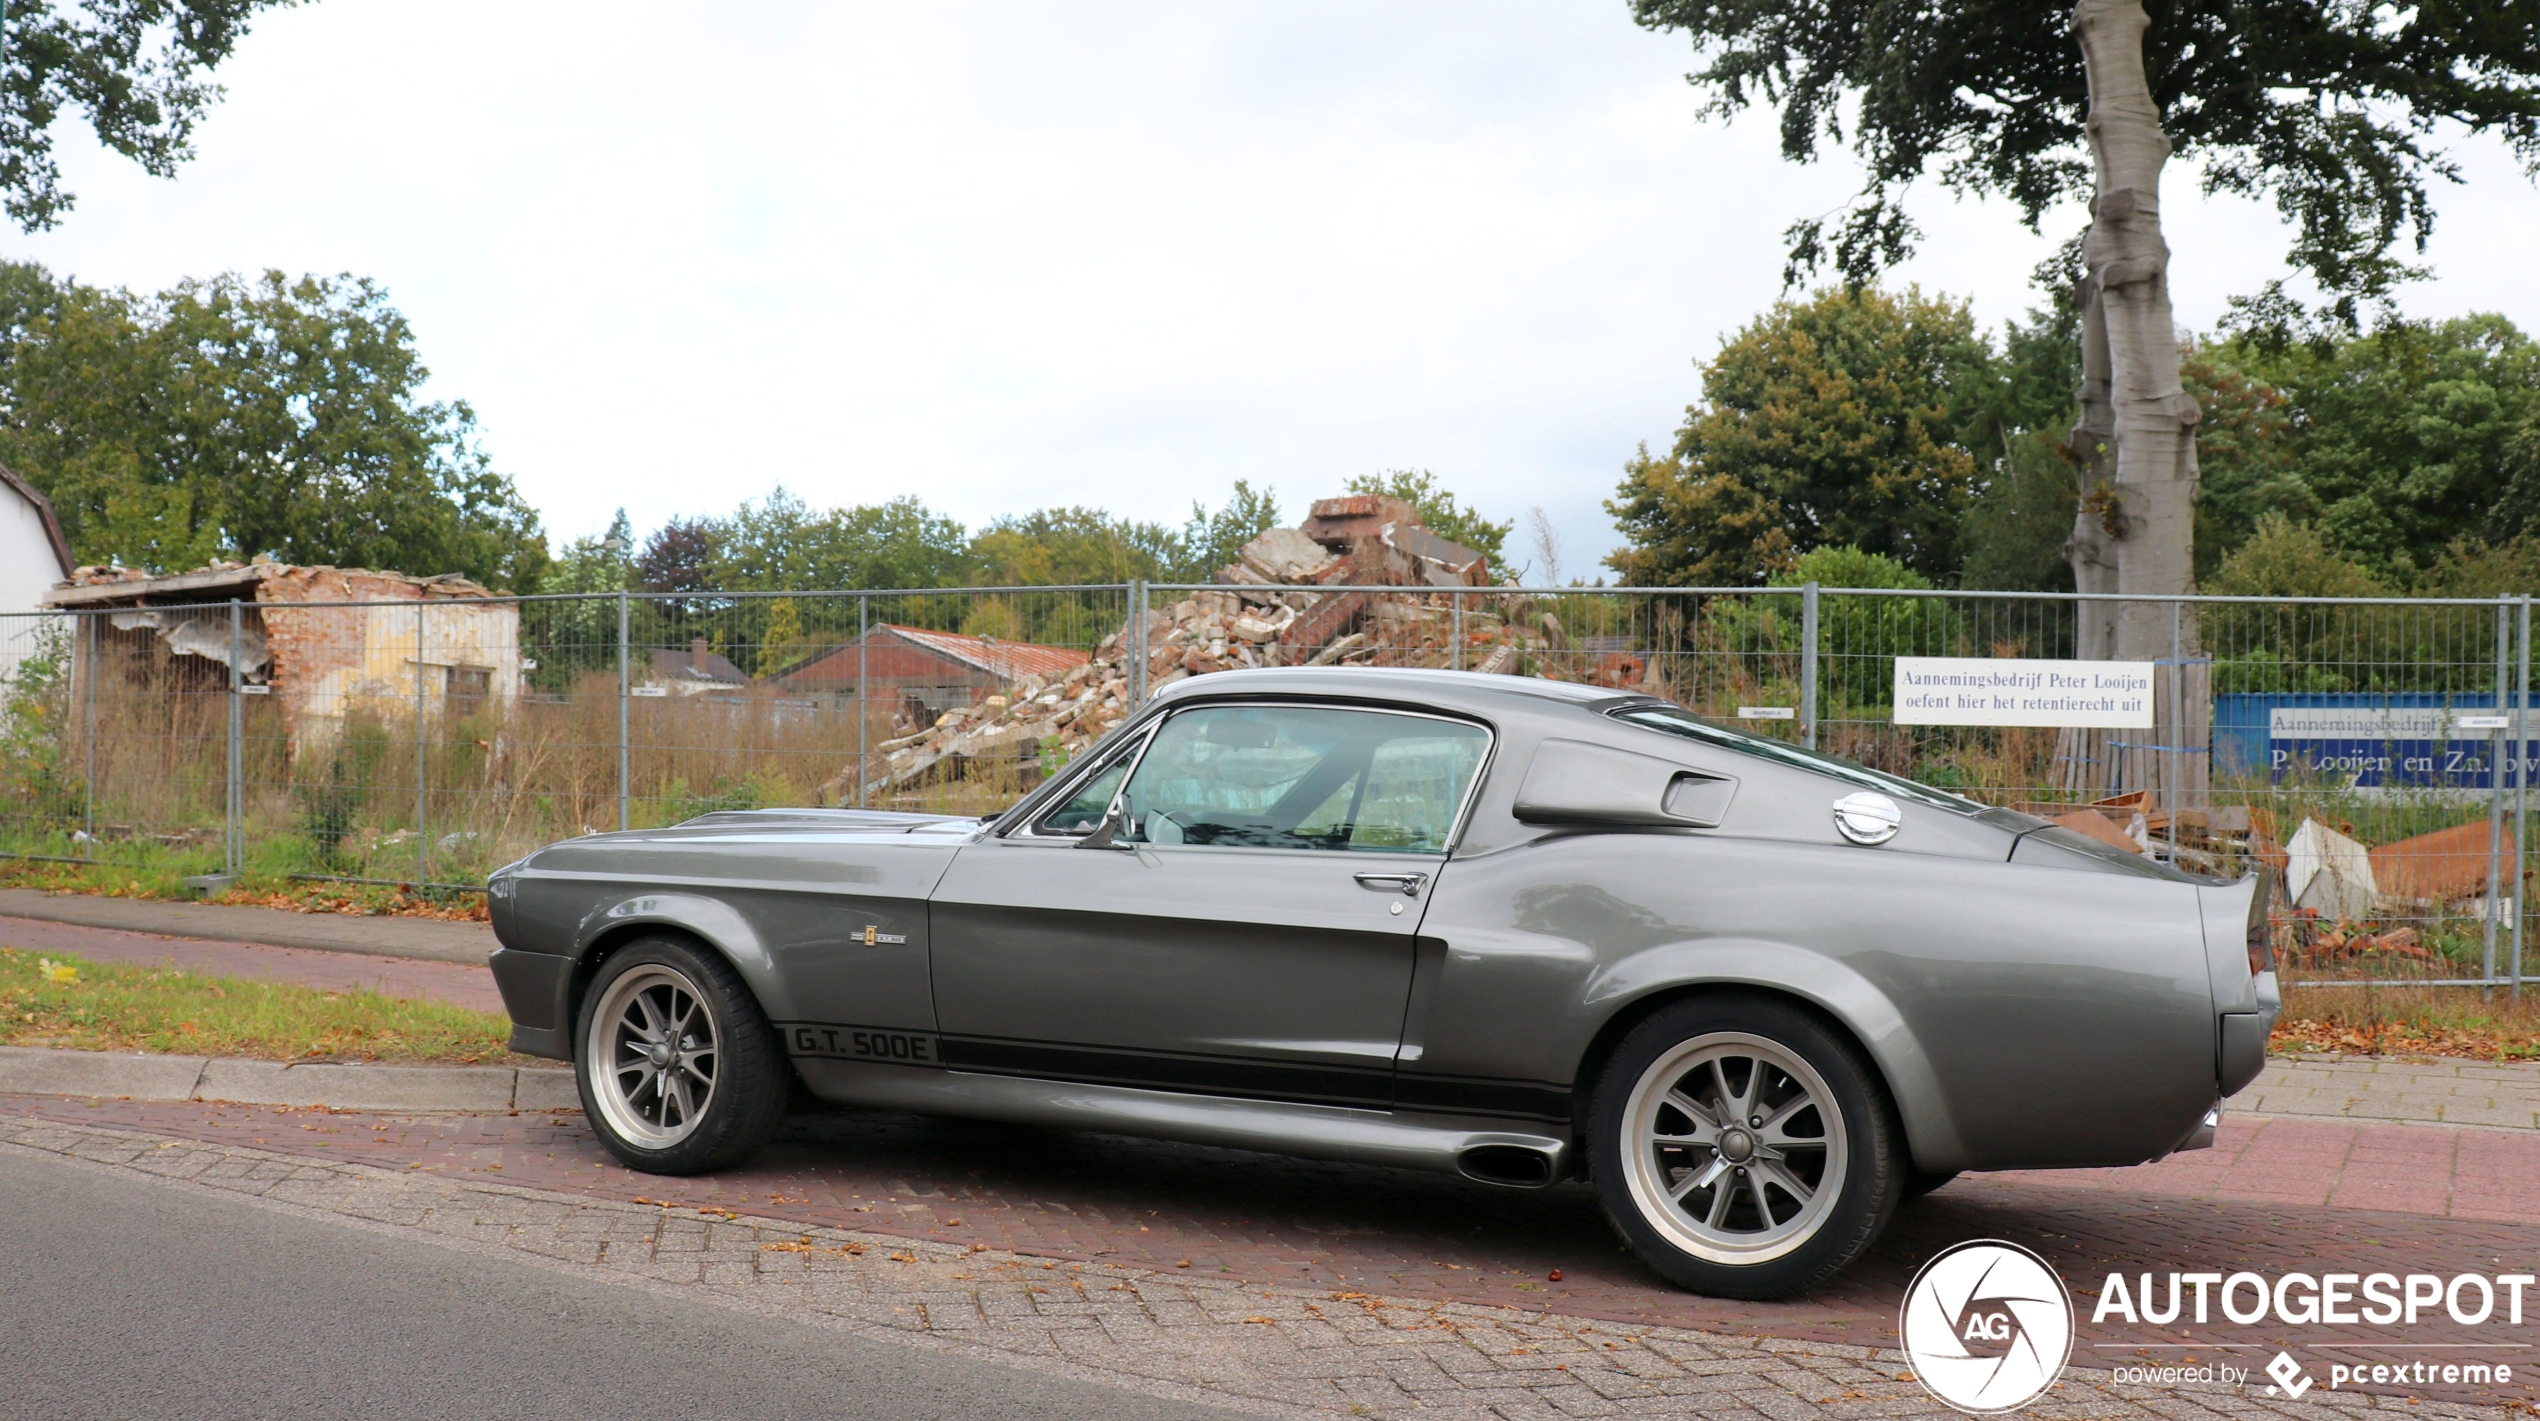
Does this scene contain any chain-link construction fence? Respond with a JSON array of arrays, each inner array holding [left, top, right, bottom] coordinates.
[[0, 581, 2529, 991]]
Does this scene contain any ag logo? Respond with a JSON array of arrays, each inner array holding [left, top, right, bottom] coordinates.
[[1900, 1239, 2076, 1413]]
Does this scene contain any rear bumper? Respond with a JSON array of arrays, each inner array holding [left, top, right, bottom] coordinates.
[[489, 947, 574, 1061], [2218, 969, 2280, 1097], [2175, 1103, 2220, 1153]]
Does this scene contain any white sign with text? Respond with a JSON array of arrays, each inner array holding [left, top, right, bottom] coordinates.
[[1893, 657, 2157, 728]]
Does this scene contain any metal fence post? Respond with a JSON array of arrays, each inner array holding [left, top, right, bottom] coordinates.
[[855, 593, 868, 810], [2167, 600, 2182, 863], [1452, 589, 1464, 672], [227, 600, 243, 878], [617, 591, 631, 833], [1131, 580, 1148, 707], [415, 600, 429, 888], [1799, 581, 1819, 750], [82, 611, 96, 856], [2519, 593, 2531, 1001], [2487, 598, 2513, 991]]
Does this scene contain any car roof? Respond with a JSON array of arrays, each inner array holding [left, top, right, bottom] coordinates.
[[1146, 666, 1642, 719]]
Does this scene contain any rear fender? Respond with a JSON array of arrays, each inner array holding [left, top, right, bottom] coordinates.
[[1586, 937, 1974, 1174]]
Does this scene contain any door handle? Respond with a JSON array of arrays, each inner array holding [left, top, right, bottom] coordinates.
[[1353, 871, 1430, 897]]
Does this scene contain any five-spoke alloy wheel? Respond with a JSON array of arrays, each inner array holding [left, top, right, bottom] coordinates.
[[1592, 996, 1903, 1299], [575, 935, 788, 1174]]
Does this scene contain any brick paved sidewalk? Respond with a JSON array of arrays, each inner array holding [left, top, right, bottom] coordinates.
[[2238, 1056, 2540, 1130], [11, 1092, 2533, 1411], [5, 1111, 2514, 1421]]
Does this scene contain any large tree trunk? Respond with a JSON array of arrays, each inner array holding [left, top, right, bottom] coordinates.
[[2060, 0, 2207, 811], [2063, 280, 2119, 661]]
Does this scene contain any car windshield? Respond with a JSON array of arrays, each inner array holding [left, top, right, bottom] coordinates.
[[1609, 705, 1986, 817]]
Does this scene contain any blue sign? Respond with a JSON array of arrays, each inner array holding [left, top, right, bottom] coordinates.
[[2212, 693, 2535, 788]]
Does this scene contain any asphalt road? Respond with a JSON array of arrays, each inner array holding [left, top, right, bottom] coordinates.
[[0, 1148, 1244, 1421]]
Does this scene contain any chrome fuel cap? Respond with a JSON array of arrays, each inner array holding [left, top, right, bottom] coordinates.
[[1831, 791, 1901, 846]]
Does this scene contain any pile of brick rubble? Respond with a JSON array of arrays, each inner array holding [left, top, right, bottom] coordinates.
[[837, 494, 1611, 799]]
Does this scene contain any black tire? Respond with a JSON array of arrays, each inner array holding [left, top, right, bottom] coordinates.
[[574, 935, 789, 1174], [1903, 1169, 1959, 1201], [1588, 994, 1903, 1299]]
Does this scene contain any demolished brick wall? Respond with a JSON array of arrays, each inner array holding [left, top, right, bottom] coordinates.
[[829, 500, 1632, 803], [54, 561, 521, 753]]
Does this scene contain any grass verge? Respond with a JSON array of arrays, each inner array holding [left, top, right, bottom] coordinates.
[[2274, 982, 2540, 1061], [0, 947, 522, 1064], [0, 852, 488, 921]]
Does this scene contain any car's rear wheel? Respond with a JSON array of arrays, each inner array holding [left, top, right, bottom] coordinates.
[[1590, 996, 1902, 1299], [575, 936, 787, 1174]]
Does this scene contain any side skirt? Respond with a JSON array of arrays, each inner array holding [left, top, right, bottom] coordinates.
[[792, 1057, 1573, 1189]]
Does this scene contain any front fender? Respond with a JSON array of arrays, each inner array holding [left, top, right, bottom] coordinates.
[[574, 891, 797, 1019], [1587, 938, 1973, 1174]]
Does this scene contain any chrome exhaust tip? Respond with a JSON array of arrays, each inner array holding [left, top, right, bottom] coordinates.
[[1457, 1142, 1561, 1189]]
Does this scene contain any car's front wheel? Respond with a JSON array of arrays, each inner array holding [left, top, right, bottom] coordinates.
[[1590, 996, 1903, 1299], [575, 935, 788, 1174]]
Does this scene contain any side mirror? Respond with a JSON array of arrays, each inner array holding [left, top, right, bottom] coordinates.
[[1076, 799, 1134, 850]]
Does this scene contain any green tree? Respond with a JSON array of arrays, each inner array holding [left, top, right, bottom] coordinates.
[[2179, 349, 2300, 578], [0, 1, 296, 231], [703, 489, 971, 592], [1343, 470, 1511, 568], [2198, 316, 2540, 583], [1610, 286, 1988, 586], [1633, 0, 2540, 664], [1629, 1, 2538, 316], [2204, 515, 2388, 599], [2487, 416, 2540, 552], [1957, 432, 2079, 592], [2417, 534, 2540, 599], [0, 263, 549, 588], [966, 506, 1179, 587], [1703, 545, 1955, 713], [2202, 516, 2393, 695], [1774, 546, 1958, 714], [1954, 299, 2088, 592], [543, 510, 636, 595], [1607, 442, 1794, 588], [519, 512, 634, 691], [1169, 479, 1280, 581], [636, 517, 721, 598]]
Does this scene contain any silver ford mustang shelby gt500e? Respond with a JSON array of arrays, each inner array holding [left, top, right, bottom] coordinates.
[[486, 667, 2274, 1298]]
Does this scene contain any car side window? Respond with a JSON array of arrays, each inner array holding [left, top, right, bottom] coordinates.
[[1115, 705, 1488, 854], [1040, 758, 1132, 834]]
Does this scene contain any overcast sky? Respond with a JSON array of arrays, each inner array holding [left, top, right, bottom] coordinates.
[[12, 1, 2538, 579]]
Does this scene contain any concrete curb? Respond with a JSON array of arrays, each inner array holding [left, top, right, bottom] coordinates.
[[0, 888, 494, 966], [0, 1045, 577, 1113]]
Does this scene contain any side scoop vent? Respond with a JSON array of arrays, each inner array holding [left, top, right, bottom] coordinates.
[[1513, 739, 1737, 828]]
